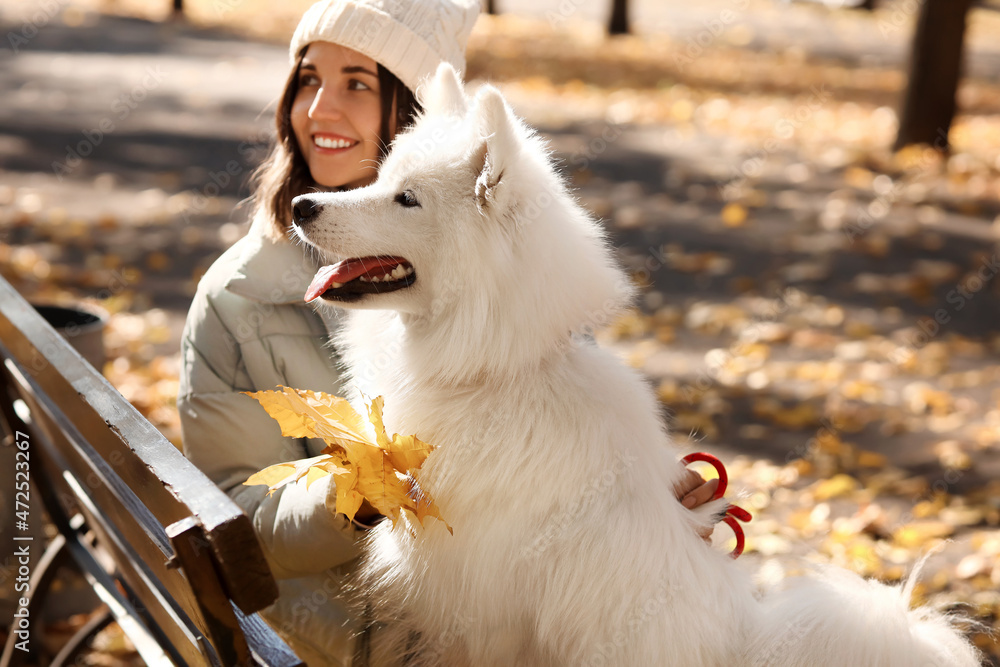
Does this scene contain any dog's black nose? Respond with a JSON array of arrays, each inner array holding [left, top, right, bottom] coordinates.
[[292, 196, 321, 226]]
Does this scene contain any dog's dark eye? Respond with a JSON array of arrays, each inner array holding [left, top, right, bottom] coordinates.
[[395, 190, 421, 208]]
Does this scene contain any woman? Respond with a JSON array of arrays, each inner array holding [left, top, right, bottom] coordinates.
[[179, 1, 480, 663], [178, 1, 717, 663]]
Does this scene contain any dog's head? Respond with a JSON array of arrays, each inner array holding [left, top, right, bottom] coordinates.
[[293, 64, 631, 378]]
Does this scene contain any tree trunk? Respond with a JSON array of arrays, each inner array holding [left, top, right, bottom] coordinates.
[[894, 0, 975, 151], [609, 0, 629, 35]]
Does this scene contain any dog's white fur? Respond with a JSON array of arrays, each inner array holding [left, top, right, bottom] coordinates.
[[294, 65, 981, 667]]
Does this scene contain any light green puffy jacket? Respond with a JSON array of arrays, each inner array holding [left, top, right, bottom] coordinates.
[[178, 215, 362, 665]]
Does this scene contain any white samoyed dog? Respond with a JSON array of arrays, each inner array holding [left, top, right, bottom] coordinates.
[[290, 64, 981, 667]]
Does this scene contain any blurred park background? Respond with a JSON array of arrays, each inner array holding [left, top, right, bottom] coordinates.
[[2, 0, 1000, 662]]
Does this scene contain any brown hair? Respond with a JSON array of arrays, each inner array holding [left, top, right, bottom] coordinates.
[[250, 47, 422, 240]]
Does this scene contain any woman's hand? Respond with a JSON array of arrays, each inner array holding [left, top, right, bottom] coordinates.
[[676, 468, 720, 510], [675, 468, 720, 542]]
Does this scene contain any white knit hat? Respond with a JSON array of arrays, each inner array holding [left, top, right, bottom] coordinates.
[[289, 0, 480, 94]]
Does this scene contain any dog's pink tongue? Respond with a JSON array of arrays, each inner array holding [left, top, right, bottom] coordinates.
[[305, 264, 343, 302], [305, 256, 408, 301]]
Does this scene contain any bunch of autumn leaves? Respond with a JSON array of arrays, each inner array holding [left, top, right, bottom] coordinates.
[[244, 387, 449, 532]]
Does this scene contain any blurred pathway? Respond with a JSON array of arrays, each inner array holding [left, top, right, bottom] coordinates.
[[499, 0, 1000, 78], [0, 14, 290, 348]]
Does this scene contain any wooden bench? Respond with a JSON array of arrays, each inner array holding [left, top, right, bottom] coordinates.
[[0, 276, 304, 666]]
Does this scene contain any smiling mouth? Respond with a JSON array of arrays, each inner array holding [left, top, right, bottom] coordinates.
[[306, 256, 416, 303], [313, 135, 358, 150]]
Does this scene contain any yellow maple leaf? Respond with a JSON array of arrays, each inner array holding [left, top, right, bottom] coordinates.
[[245, 386, 371, 447], [244, 453, 338, 495], [367, 395, 434, 473], [242, 387, 450, 532]]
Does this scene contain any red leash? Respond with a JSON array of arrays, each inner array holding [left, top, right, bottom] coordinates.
[[680, 452, 752, 558]]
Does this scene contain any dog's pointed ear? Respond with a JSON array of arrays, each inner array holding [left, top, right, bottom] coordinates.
[[416, 63, 467, 117], [470, 86, 517, 212]]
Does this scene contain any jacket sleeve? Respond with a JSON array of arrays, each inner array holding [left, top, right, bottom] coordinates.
[[178, 289, 360, 579]]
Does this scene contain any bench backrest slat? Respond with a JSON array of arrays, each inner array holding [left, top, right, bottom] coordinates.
[[1, 346, 224, 665], [5, 355, 222, 634], [0, 279, 276, 613], [0, 278, 301, 666], [60, 450, 213, 666]]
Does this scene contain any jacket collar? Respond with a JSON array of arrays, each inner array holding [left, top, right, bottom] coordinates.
[[224, 213, 320, 305]]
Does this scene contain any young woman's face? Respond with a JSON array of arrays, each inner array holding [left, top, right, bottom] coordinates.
[[291, 42, 391, 190]]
